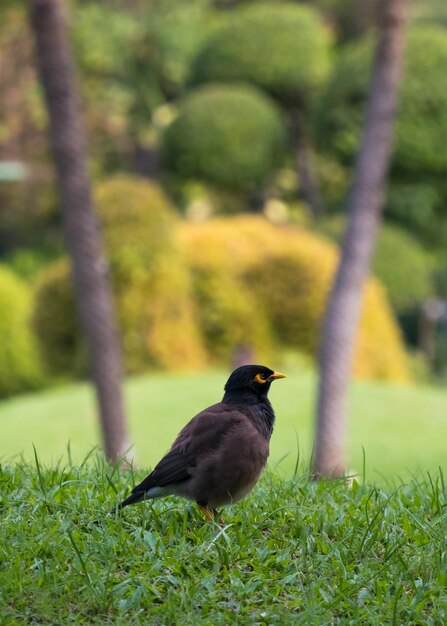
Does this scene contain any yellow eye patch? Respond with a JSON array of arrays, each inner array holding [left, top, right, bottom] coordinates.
[[254, 373, 268, 384]]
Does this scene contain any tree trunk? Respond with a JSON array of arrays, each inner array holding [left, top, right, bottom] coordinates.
[[313, 0, 408, 478], [290, 108, 324, 220], [134, 143, 160, 179], [29, 0, 130, 463], [419, 298, 446, 364]]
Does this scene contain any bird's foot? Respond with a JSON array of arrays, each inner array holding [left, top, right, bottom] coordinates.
[[213, 509, 226, 526], [198, 504, 215, 522], [198, 505, 225, 525]]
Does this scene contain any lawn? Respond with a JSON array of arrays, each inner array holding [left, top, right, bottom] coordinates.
[[1, 458, 447, 624], [2, 369, 447, 623], [0, 365, 447, 481]]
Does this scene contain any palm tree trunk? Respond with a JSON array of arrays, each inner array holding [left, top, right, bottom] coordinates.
[[313, 0, 408, 477], [29, 0, 130, 463]]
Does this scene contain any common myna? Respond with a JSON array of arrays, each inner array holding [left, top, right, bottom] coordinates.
[[113, 365, 286, 521]]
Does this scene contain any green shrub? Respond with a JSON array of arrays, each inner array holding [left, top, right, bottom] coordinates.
[[73, 4, 137, 77], [315, 26, 447, 248], [34, 196, 410, 382], [32, 260, 86, 377], [7, 248, 59, 281], [192, 3, 331, 107], [94, 175, 176, 261], [315, 26, 447, 175], [385, 182, 447, 247], [161, 84, 286, 193], [97, 176, 206, 372], [308, 0, 382, 41], [0, 266, 43, 397], [132, 0, 213, 99], [318, 217, 436, 313], [372, 226, 435, 313], [33, 177, 207, 376]]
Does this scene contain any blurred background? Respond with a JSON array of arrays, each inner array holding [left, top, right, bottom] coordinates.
[[0, 0, 446, 479]]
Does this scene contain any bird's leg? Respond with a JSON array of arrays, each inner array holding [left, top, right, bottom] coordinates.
[[198, 505, 225, 525], [198, 504, 215, 522], [213, 509, 225, 526]]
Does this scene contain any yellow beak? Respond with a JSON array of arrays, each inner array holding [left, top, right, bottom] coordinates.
[[270, 371, 287, 380]]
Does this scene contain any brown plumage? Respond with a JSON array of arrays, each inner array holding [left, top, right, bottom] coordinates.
[[113, 365, 286, 521]]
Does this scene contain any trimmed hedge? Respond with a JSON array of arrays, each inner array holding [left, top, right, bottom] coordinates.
[[33, 260, 85, 377], [315, 26, 447, 175], [192, 3, 331, 106], [95, 175, 176, 259], [0, 266, 43, 397], [33, 177, 206, 376], [179, 216, 410, 381], [161, 84, 286, 193], [177, 232, 274, 364], [33, 197, 410, 381], [96, 176, 206, 372]]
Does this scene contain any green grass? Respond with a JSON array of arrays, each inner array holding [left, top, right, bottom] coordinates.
[[1, 455, 447, 624], [2, 370, 447, 623], [1, 366, 447, 481]]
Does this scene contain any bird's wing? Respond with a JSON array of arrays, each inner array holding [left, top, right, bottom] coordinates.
[[133, 448, 191, 492], [132, 403, 246, 494]]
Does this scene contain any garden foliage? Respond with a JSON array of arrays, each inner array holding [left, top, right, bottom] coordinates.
[[180, 216, 409, 381], [33, 198, 409, 382], [33, 177, 206, 376], [0, 266, 43, 397], [315, 26, 447, 246], [192, 3, 331, 107], [162, 84, 286, 193]]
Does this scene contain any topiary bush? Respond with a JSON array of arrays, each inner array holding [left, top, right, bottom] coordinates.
[[32, 259, 87, 377], [180, 216, 410, 381], [0, 266, 44, 397], [33, 196, 410, 382], [315, 26, 447, 175], [192, 3, 331, 107], [161, 84, 286, 193], [95, 175, 176, 261], [33, 176, 206, 377], [96, 176, 206, 372], [178, 226, 275, 363]]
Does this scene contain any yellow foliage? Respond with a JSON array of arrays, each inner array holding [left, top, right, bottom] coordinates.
[[33, 176, 207, 376], [0, 266, 44, 396], [33, 260, 85, 376], [144, 255, 207, 371], [33, 199, 409, 381], [96, 175, 207, 372], [178, 221, 274, 363], [94, 175, 176, 260], [180, 215, 410, 382], [357, 280, 409, 381]]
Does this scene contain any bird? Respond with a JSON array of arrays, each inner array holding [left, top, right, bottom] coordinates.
[[111, 365, 286, 522]]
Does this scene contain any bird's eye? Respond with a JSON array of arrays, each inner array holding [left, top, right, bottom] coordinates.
[[254, 373, 268, 384]]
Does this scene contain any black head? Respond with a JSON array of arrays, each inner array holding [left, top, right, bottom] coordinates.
[[224, 365, 286, 397]]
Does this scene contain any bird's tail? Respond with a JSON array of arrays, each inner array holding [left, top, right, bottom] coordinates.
[[107, 490, 145, 516]]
